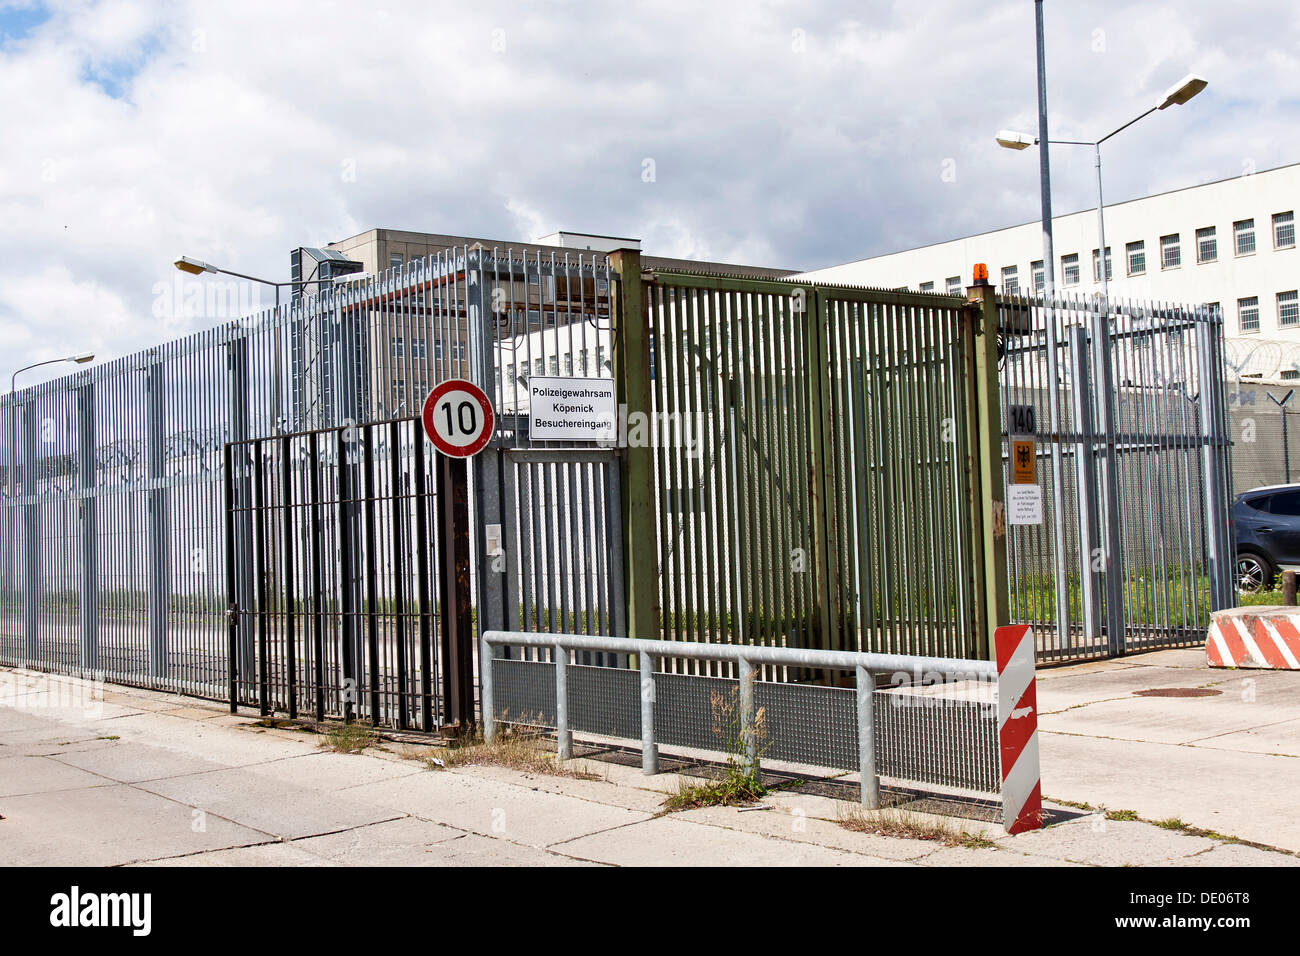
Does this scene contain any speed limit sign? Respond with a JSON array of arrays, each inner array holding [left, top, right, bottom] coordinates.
[[421, 379, 494, 458]]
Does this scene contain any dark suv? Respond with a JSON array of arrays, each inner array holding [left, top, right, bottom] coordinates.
[[1234, 484, 1300, 591]]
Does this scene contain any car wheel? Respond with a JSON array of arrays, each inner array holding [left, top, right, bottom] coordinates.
[[1235, 553, 1274, 593]]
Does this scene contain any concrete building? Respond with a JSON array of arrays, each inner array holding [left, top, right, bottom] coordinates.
[[798, 162, 1299, 348]]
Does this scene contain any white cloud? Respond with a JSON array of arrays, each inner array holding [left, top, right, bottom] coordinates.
[[0, 0, 1296, 379]]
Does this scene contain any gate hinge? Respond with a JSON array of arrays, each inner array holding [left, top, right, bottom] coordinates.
[[225, 603, 240, 624]]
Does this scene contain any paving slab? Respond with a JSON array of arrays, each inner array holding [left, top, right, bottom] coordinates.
[[445, 763, 672, 814], [1163, 843, 1300, 867], [670, 803, 943, 861], [552, 814, 908, 866], [132, 842, 334, 867], [1041, 730, 1300, 852], [288, 816, 467, 866], [244, 751, 428, 792], [1186, 716, 1300, 756], [51, 740, 234, 784], [135, 766, 404, 841], [0, 753, 115, 796], [344, 769, 652, 847], [0, 783, 271, 866], [994, 817, 1215, 866]]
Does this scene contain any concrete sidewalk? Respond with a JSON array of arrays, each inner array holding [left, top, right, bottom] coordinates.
[[1036, 647, 1300, 854], [0, 658, 1297, 867]]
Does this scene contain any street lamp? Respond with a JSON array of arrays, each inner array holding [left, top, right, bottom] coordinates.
[[8, 352, 96, 494], [996, 72, 1208, 298]]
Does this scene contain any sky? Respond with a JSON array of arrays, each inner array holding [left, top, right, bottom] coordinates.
[[1, 0, 1297, 380]]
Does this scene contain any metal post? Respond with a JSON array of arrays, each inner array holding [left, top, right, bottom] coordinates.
[[280, 434, 297, 719], [737, 657, 757, 775], [75, 380, 98, 673], [223, 442, 238, 714], [227, 335, 255, 683], [554, 642, 571, 760], [964, 280, 1012, 659], [436, 453, 474, 729], [1093, 302, 1126, 656], [855, 664, 879, 808], [145, 357, 169, 681], [481, 634, 496, 743], [609, 249, 658, 642], [639, 649, 657, 774], [1034, 0, 1071, 654], [1199, 315, 1232, 610], [1094, 144, 1109, 298], [20, 393, 37, 662], [1068, 325, 1102, 642]]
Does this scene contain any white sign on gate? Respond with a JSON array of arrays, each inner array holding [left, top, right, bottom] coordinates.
[[528, 376, 618, 442], [1007, 483, 1043, 525]]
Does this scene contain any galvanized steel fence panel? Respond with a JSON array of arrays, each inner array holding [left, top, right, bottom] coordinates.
[[998, 294, 1232, 661]]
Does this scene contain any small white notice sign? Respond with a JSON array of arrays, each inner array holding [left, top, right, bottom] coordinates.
[[1007, 483, 1043, 525], [528, 376, 618, 442]]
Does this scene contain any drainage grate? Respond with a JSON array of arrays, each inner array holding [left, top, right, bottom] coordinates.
[[1133, 687, 1222, 698]]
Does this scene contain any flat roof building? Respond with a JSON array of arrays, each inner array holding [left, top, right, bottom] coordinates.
[[797, 163, 1299, 351]]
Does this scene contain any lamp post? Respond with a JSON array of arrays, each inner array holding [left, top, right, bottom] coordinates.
[[8, 352, 96, 492], [7, 352, 95, 605], [996, 72, 1207, 298], [173, 256, 321, 435]]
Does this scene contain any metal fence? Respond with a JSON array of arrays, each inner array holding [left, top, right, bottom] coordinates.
[[0, 246, 614, 701], [642, 272, 982, 662], [0, 243, 1236, 720], [998, 294, 1233, 661]]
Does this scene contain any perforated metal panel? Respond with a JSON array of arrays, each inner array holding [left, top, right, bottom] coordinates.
[[491, 656, 1001, 795]]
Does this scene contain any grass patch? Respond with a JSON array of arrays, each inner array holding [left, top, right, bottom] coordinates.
[[839, 806, 994, 849], [660, 681, 771, 812], [1105, 808, 1139, 821], [95, 735, 119, 741], [319, 721, 379, 754], [419, 720, 597, 780], [1154, 817, 1186, 830], [663, 767, 767, 811]]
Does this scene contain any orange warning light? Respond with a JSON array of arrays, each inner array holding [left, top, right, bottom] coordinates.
[[973, 263, 989, 283]]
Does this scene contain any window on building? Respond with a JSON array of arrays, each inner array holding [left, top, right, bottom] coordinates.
[[1031, 260, 1044, 293], [945, 276, 961, 295], [1196, 226, 1217, 263], [434, 341, 444, 362], [1279, 290, 1299, 328], [412, 340, 426, 359], [1000, 266, 1019, 294], [596, 345, 607, 370], [918, 281, 935, 293], [1275, 211, 1296, 249], [1091, 247, 1112, 283], [506, 363, 516, 383], [452, 342, 466, 361], [534, 358, 545, 376], [1160, 234, 1181, 269], [1234, 219, 1256, 256], [563, 354, 572, 375], [1061, 253, 1080, 287], [389, 253, 403, 270], [548, 356, 559, 375], [579, 350, 589, 375], [1238, 296, 1260, 334], [1126, 241, 1145, 276], [392, 336, 405, 358]]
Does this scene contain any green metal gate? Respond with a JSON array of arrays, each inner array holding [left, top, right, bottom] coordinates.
[[621, 262, 996, 663]]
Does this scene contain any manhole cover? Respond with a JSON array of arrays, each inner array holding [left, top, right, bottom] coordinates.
[[1133, 687, 1222, 698]]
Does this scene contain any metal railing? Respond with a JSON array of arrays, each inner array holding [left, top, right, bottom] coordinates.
[[481, 629, 999, 808]]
